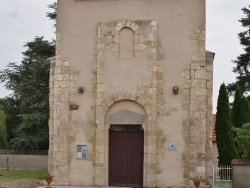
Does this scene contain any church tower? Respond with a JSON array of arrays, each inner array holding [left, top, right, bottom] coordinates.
[[49, 0, 214, 187]]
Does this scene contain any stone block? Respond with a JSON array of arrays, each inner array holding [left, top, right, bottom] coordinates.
[[49, 81, 54, 88], [63, 74, 70, 81], [62, 61, 69, 66], [191, 63, 202, 70], [139, 35, 145, 43], [134, 44, 146, 51], [55, 59, 62, 67], [134, 34, 139, 43], [182, 69, 191, 80], [195, 70, 206, 79], [62, 66, 70, 74], [50, 74, 54, 81], [54, 88, 64, 95], [94, 177, 104, 186], [206, 64, 213, 72], [206, 88, 212, 97], [191, 79, 206, 88], [132, 24, 139, 31], [194, 96, 206, 104], [194, 88, 206, 96], [97, 84, 106, 92], [54, 74, 64, 81], [207, 80, 213, 89], [70, 74, 79, 81], [207, 97, 212, 105], [54, 67, 62, 74]]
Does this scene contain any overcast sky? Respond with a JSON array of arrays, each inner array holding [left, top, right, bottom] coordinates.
[[0, 0, 55, 97], [0, 0, 249, 113]]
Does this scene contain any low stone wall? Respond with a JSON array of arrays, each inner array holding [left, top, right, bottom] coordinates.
[[0, 150, 48, 171], [232, 159, 250, 188]]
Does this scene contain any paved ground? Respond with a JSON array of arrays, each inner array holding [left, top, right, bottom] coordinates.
[[37, 185, 127, 188], [38, 187, 85, 188], [37, 187, 126, 188]]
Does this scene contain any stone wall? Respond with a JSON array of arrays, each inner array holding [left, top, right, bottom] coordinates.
[[232, 160, 250, 188], [0, 150, 48, 171]]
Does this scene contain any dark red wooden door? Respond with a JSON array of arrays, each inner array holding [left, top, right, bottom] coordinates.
[[109, 125, 144, 187], [127, 131, 144, 187]]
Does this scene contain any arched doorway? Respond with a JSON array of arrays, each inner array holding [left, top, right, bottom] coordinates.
[[94, 99, 155, 187], [109, 124, 144, 187]]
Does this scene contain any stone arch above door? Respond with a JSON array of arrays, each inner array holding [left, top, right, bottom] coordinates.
[[106, 100, 147, 126], [106, 109, 146, 125]]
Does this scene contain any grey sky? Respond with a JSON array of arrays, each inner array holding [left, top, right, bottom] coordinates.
[[0, 0, 55, 97], [0, 0, 249, 113], [206, 0, 249, 112]]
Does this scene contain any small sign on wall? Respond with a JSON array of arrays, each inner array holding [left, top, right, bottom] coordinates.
[[168, 143, 178, 151], [76, 145, 87, 159]]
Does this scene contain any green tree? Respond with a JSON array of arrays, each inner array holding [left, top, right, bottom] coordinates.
[[0, 106, 7, 149], [0, 2, 56, 150], [47, 2, 57, 26], [232, 85, 250, 129], [232, 86, 242, 128], [235, 123, 250, 159], [228, 6, 250, 93], [231, 86, 250, 158], [0, 98, 21, 143], [216, 83, 239, 165], [239, 96, 250, 126], [0, 37, 55, 150]]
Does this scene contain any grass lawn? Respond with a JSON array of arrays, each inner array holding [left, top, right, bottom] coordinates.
[[0, 170, 45, 182]]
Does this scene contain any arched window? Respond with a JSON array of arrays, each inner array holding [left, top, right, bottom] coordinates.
[[120, 28, 134, 58]]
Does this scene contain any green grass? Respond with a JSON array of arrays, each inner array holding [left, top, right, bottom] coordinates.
[[0, 170, 45, 182]]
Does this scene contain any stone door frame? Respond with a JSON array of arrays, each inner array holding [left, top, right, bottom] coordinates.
[[94, 98, 157, 187]]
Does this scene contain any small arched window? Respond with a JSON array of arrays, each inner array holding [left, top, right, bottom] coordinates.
[[120, 28, 134, 58]]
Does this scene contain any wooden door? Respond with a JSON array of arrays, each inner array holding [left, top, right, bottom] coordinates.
[[109, 125, 144, 187]]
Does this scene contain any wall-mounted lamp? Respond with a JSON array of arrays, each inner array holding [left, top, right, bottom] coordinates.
[[70, 104, 79, 110], [173, 86, 179, 94], [78, 87, 84, 93]]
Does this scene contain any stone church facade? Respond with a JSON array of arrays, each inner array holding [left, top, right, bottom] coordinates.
[[48, 0, 214, 187]]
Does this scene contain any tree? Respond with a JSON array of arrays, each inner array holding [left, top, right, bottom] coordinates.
[[239, 96, 250, 126], [231, 86, 250, 158], [0, 37, 55, 150], [0, 98, 21, 143], [228, 6, 250, 93], [0, 106, 7, 149], [235, 123, 250, 159], [0, 2, 56, 150], [232, 85, 250, 128], [216, 83, 239, 165], [47, 2, 57, 26], [232, 86, 242, 128]]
